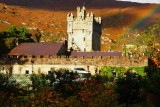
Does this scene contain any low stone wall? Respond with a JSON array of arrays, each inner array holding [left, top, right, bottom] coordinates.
[[15, 56, 148, 67], [0, 64, 97, 75], [0, 56, 148, 75]]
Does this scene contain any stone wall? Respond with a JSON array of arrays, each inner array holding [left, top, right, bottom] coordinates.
[[0, 64, 97, 75], [0, 56, 148, 75], [10, 56, 148, 67]]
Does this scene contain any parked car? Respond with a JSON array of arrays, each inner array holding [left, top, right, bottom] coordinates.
[[72, 68, 91, 81], [52, 68, 91, 86]]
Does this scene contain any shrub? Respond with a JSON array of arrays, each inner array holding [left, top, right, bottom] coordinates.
[[115, 71, 144, 107], [100, 66, 147, 78]]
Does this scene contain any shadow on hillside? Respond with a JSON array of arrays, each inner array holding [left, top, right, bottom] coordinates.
[[102, 12, 133, 29], [0, 0, 148, 11]]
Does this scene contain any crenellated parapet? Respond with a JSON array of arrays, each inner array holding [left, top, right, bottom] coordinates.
[[7, 56, 148, 67], [94, 17, 101, 24], [67, 13, 74, 21], [77, 6, 86, 20]]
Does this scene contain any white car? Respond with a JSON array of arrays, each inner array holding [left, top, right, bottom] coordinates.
[[73, 68, 91, 79], [52, 68, 91, 86]]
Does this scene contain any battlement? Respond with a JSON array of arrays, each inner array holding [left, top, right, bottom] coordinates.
[[67, 6, 101, 25], [67, 13, 74, 21], [77, 6, 86, 20], [7, 55, 148, 67], [94, 17, 101, 24]]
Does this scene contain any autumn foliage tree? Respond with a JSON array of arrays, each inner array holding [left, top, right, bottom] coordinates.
[[121, 24, 160, 67]]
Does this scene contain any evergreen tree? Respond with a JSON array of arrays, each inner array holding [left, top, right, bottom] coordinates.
[[0, 26, 33, 56]]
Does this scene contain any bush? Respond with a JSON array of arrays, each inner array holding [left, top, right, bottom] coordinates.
[[100, 66, 148, 78], [0, 74, 27, 106], [115, 71, 144, 107]]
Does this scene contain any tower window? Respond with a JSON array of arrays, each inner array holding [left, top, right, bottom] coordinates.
[[25, 70, 29, 75], [84, 37, 85, 41], [72, 38, 74, 44]]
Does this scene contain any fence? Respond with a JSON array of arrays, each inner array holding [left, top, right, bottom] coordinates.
[[1, 74, 32, 87]]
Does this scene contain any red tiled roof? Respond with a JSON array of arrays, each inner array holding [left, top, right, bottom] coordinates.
[[9, 43, 64, 55], [71, 51, 122, 57]]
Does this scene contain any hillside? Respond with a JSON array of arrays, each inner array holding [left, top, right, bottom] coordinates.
[[0, 0, 159, 51], [0, 0, 147, 10]]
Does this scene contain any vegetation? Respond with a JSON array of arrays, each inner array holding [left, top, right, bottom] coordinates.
[[0, 26, 33, 56], [115, 72, 143, 107], [118, 24, 160, 67], [0, 66, 160, 106], [120, 24, 159, 55], [0, 4, 159, 106], [131, 24, 160, 58], [100, 66, 148, 77]]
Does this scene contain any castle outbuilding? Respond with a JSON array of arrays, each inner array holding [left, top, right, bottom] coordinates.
[[9, 43, 67, 56]]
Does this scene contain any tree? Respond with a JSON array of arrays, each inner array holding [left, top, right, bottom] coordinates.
[[134, 24, 160, 56], [0, 32, 7, 56], [6, 26, 33, 42], [115, 71, 143, 107], [0, 26, 34, 56], [4, 37, 17, 50]]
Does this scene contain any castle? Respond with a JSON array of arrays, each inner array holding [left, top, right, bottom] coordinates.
[[67, 6, 101, 51], [0, 7, 148, 75]]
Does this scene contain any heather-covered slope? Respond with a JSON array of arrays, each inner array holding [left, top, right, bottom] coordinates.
[[0, 0, 159, 51], [0, 0, 146, 10]]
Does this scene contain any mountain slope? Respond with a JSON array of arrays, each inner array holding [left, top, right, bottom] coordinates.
[[0, 0, 146, 10], [0, 0, 159, 51]]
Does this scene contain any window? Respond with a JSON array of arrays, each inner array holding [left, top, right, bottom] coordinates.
[[2, 67, 4, 70], [82, 29, 85, 32], [31, 60, 34, 64], [84, 37, 85, 41], [48, 71, 52, 74], [25, 70, 29, 75], [74, 68, 85, 70], [9, 67, 12, 74], [84, 48, 86, 51], [38, 68, 41, 74], [19, 67, 22, 74], [112, 71, 116, 77]]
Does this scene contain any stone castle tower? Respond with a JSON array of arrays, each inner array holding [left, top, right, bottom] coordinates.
[[67, 6, 102, 52]]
